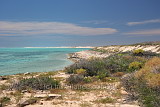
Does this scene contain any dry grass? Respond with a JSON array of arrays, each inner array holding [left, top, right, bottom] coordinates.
[[135, 57, 160, 87], [50, 89, 67, 94], [12, 90, 23, 103], [93, 97, 115, 104], [79, 102, 92, 107], [112, 90, 122, 98], [112, 72, 125, 77]]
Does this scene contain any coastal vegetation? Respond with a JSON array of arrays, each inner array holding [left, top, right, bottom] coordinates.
[[65, 49, 160, 107], [13, 76, 60, 91], [0, 44, 160, 107], [122, 57, 160, 107], [65, 50, 157, 81]]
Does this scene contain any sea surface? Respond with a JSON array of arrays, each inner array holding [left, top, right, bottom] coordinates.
[[0, 48, 90, 76]]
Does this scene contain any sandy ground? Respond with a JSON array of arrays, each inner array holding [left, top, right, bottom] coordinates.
[[0, 72, 140, 107]]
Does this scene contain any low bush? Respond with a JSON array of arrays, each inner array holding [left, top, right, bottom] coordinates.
[[66, 52, 148, 80], [122, 57, 160, 107], [133, 49, 144, 56], [66, 58, 107, 77], [135, 57, 160, 87], [0, 97, 10, 106], [67, 75, 98, 84], [13, 76, 60, 90], [121, 73, 139, 98], [133, 49, 159, 58], [67, 74, 84, 84], [138, 83, 160, 107], [83, 77, 92, 83], [128, 61, 143, 72], [0, 84, 8, 90], [74, 68, 87, 75], [94, 97, 115, 104], [122, 75, 160, 107]]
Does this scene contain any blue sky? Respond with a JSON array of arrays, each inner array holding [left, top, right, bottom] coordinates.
[[0, 0, 160, 47]]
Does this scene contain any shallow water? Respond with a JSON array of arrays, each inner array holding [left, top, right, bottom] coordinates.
[[0, 48, 89, 75]]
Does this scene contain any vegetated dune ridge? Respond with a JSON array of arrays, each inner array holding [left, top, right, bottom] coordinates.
[[69, 42, 160, 60]]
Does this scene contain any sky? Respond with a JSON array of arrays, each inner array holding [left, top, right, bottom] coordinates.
[[0, 0, 160, 47]]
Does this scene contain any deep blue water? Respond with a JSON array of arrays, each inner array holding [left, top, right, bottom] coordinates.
[[0, 48, 90, 76]]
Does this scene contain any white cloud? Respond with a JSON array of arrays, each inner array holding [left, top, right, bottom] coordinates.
[[127, 19, 160, 26], [0, 21, 117, 36], [124, 29, 160, 35], [82, 20, 108, 24]]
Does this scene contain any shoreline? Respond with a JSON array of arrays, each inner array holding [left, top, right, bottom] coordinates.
[[0, 48, 91, 76], [1, 44, 160, 76]]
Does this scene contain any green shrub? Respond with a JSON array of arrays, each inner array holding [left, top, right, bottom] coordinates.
[[122, 73, 160, 106], [138, 84, 160, 107], [97, 70, 108, 79], [0, 97, 10, 105], [13, 77, 60, 90], [66, 58, 107, 77], [118, 53, 123, 56], [83, 77, 92, 83], [121, 73, 139, 97], [133, 49, 144, 56], [67, 74, 84, 84], [128, 61, 142, 72], [74, 68, 87, 75], [104, 54, 140, 73], [65, 52, 147, 78]]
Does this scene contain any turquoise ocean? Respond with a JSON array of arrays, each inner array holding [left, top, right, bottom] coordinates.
[[0, 48, 90, 76]]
